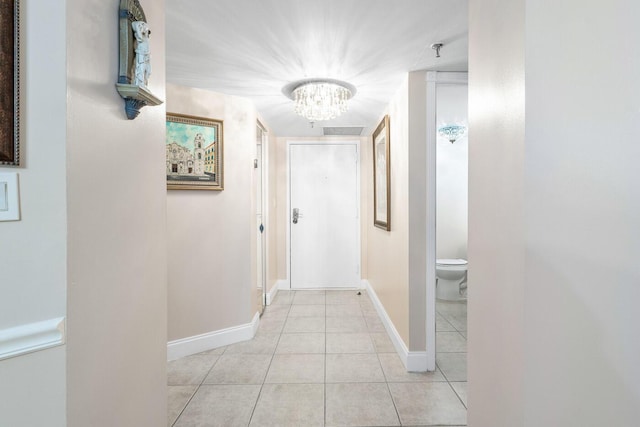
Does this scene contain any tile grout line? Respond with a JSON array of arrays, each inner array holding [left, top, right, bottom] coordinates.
[[324, 298, 327, 427], [436, 302, 469, 418], [248, 296, 294, 426], [172, 344, 227, 426]]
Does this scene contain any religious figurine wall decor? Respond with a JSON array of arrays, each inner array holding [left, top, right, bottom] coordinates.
[[131, 20, 151, 88], [115, 0, 162, 120]]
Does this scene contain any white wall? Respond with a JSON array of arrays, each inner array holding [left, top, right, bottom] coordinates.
[[436, 84, 468, 260], [468, 0, 526, 424], [66, 1, 168, 425], [166, 84, 257, 341], [469, 0, 640, 425], [407, 71, 428, 350], [0, 1, 67, 425]]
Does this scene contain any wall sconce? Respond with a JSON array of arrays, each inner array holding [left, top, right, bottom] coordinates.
[[438, 124, 467, 143]]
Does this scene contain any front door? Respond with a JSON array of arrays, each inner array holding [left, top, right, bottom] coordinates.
[[289, 143, 360, 289]]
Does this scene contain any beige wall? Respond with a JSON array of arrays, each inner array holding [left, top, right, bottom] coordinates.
[[167, 84, 260, 341], [468, 0, 640, 425], [65, 1, 168, 426], [0, 1, 68, 425], [363, 72, 428, 351], [364, 77, 411, 345]]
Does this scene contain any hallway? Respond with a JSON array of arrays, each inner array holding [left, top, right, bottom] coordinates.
[[168, 290, 467, 426]]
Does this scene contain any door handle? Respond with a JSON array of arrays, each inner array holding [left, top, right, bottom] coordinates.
[[292, 208, 299, 224]]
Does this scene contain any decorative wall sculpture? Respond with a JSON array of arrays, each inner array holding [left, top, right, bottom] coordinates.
[[115, 0, 162, 120]]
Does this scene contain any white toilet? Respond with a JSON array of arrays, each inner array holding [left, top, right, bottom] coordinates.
[[436, 258, 468, 301]]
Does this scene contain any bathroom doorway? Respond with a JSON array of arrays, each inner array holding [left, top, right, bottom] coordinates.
[[426, 72, 468, 390]]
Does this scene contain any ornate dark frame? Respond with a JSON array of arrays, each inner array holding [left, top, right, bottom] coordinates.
[[0, 0, 20, 166], [372, 115, 391, 231]]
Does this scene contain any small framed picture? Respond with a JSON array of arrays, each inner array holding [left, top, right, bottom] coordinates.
[[166, 113, 224, 190], [0, 0, 20, 166], [372, 115, 390, 230]]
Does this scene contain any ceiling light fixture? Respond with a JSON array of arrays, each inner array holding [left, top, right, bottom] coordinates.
[[431, 42, 444, 58], [283, 79, 356, 123], [438, 124, 467, 143]]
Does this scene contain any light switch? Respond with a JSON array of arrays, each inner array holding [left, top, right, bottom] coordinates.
[[0, 182, 7, 211], [0, 173, 20, 221]]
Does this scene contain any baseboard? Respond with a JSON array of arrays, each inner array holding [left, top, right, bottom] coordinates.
[[362, 280, 429, 372], [266, 280, 287, 305], [167, 312, 260, 361], [0, 317, 66, 361]]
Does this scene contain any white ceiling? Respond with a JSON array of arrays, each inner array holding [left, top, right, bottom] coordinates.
[[166, 0, 468, 137]]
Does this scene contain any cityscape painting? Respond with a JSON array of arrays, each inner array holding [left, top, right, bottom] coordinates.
[[166, 113, 224, 190]]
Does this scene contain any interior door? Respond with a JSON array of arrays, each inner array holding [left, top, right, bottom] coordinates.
[[290, 143, 360, 289]]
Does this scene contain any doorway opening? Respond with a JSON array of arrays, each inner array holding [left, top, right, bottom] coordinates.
[[426, 72, 469, 373]]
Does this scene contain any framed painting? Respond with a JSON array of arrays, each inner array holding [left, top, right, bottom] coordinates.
[[0, 0, 19, 166], [372, 115, 390, 230], [166, 113, 224, 190]]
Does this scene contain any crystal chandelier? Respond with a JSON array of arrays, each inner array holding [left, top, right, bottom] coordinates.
[[438, 124, 467, 143], [284, 79, 356, 123]]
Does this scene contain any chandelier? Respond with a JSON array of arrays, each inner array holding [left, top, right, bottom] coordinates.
[[438, 124, 467, 143], [284, 79, 356, 123]]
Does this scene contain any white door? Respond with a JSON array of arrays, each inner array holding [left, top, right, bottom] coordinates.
[[289, 143, 360, 289]]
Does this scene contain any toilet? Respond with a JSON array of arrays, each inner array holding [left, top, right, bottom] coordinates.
[[436, 258, 468, 301]]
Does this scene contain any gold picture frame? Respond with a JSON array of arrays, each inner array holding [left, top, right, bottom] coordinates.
[[373, 115, 390, 230], [166, 113, 224, 190], [0, 0, 19, 166]]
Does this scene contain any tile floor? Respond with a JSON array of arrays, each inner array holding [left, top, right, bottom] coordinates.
[[168, 290, 468, 427]]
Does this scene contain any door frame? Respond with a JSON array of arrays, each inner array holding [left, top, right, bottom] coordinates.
[[256, 121, 269, 308], [425, 71, 468, 370], [285, 139, 362, 289]]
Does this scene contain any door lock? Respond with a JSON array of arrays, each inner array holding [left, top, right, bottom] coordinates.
[[292, 208, 299, 224]]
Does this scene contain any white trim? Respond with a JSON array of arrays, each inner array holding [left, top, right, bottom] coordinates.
[[286, 140, 362, 290], [424, 71, 468, 371], [266, 279, 286, 305], [256, 124, 269, 310], [250, 311, 260, 336], [0, 317, 66, 361], [167, 312, 260, 361], [363, 281, 429, 372], [426, 71, 468, 84], [425, 73, 438, 371]]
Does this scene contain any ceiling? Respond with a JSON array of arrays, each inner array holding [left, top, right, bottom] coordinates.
[[166, 0, 468, 137]]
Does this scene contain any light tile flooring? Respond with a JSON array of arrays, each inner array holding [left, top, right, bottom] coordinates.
[[168, 290, 468, 427]]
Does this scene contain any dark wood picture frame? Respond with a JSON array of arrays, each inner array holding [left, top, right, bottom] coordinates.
[[0, 0, 19, 166], [373, 115, 391, 230]]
